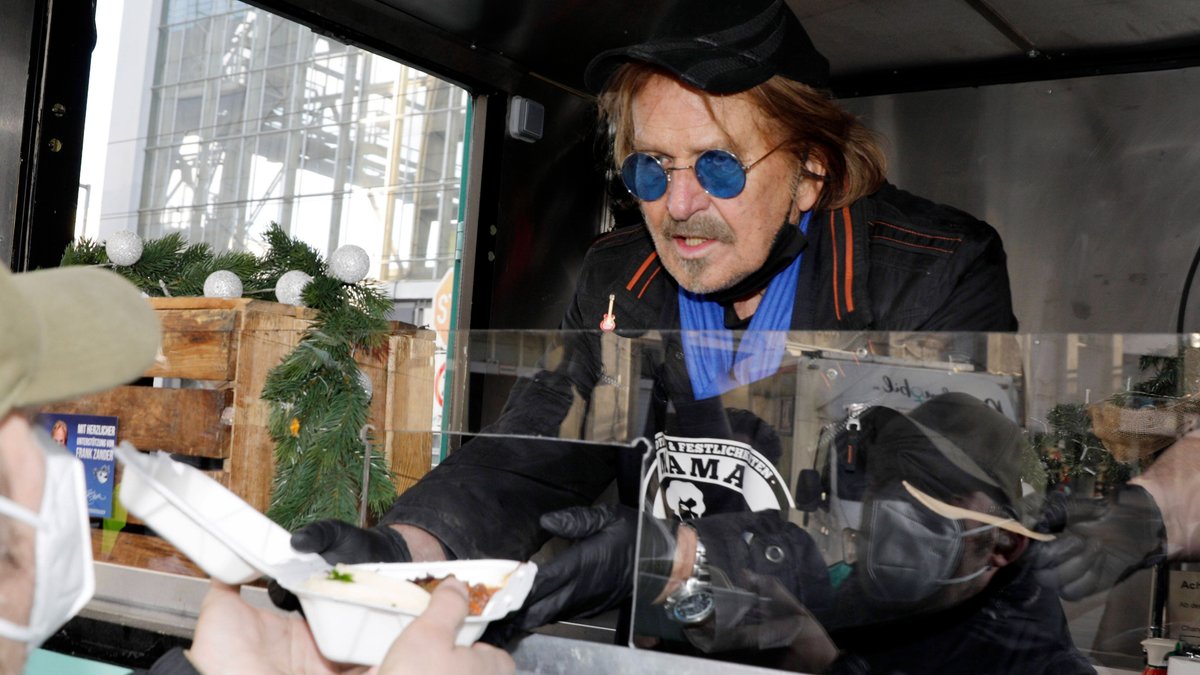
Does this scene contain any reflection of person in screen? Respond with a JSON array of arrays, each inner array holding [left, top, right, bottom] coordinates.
[[49, 420, 67, 447], [820, 393, 1093, 674]]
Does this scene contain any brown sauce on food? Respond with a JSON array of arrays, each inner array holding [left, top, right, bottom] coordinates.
[[412, 574, 496, 615]]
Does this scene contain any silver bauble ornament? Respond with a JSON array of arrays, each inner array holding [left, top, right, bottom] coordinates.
[[357, 368, 373, 401], [106, 230, 144, 266], [275, 270, 313, 306], [329, 244, 371, 284], [203, 270, 243, 298]]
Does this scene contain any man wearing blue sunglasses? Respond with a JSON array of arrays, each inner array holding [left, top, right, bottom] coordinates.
[[286, 0, 1022, 663], [578, 1, 1017, 336]]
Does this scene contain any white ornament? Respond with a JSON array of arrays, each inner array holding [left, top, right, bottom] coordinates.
[[275, 270, 313, 306], [106, 231, 144, 266], [203, 270, 243, 298], [329, 244, 371, 283], [357, 369, 373, 401]]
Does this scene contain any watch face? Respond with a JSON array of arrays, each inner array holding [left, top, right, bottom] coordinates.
[[670, 590, 715, 624]]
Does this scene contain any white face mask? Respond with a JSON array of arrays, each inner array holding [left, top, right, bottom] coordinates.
[[0, 430, 95, 649]]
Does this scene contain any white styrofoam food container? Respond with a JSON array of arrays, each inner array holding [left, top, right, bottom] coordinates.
[[115, 443, 295, 584], [296, 560, 537, 665], [115, 444, 536, 665]]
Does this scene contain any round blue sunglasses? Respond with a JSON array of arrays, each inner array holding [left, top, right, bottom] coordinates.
[[620, 143, 785, 201]]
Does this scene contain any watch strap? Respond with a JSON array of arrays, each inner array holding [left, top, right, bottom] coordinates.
[[664, 533, 714, 623]]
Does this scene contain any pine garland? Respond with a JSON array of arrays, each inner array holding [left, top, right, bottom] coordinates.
[[1117, 355, 1184, 403], [62, 225, 397, 529], [63, 231, 273, 297], [1037, 403, 1131, 495]]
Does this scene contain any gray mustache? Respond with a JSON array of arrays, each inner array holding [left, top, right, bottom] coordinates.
[[659, 216, 735, 244]]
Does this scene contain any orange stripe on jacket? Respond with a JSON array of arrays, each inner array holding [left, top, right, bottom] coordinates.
[[842, 206, 855, 313], [871, 234, 955, 255], [638, 265, 661, 299], [873, 221, 962, 243], [830, 212, 842, 321], [627, 252, 658, 291]]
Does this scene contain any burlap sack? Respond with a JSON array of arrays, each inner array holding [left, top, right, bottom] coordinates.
[[1088, 397, 1200, 463]]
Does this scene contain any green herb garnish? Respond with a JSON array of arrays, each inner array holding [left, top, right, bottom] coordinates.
[[327, 569, 354, 583]]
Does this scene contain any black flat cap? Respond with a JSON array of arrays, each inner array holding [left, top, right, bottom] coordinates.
[[870, 393, 1035, 513], [584, 0, 829, 95]]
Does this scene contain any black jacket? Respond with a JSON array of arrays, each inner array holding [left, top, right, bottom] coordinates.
[[829, 559, 1095, 674], [385, 183, 1018, 559]]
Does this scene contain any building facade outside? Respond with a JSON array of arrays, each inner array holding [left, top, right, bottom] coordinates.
[[88, 0, 469, 326]]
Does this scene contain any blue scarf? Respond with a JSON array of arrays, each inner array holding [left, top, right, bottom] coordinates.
[[679, 212, 810, 400]]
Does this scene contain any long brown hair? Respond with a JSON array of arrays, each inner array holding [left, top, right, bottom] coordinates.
[[597, 63, 886, 213]]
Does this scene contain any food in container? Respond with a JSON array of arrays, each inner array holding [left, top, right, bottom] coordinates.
[[115, 444, 536, 665], [294, 560, 537, 665]]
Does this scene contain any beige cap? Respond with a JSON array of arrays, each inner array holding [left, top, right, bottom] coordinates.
[[0, 265, 161, 417], [902, 481, 1055, 542]]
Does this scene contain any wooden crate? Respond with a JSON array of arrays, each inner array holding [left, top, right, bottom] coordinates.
[[44, 297, 437, 516]]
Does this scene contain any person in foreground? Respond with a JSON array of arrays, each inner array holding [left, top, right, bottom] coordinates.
[[0, 263, 512, 675]]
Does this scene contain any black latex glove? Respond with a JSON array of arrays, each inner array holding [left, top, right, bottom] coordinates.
[[291, 520, 412, 564], [268, 520, 411, 611], [488, 504, 676, 642], [708, 571, 838, 673], [1036, 484, 1167, 600]]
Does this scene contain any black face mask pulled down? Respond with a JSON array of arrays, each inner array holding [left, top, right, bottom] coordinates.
[[859, 488, 995, 606], [705, 219, 808, 305]]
